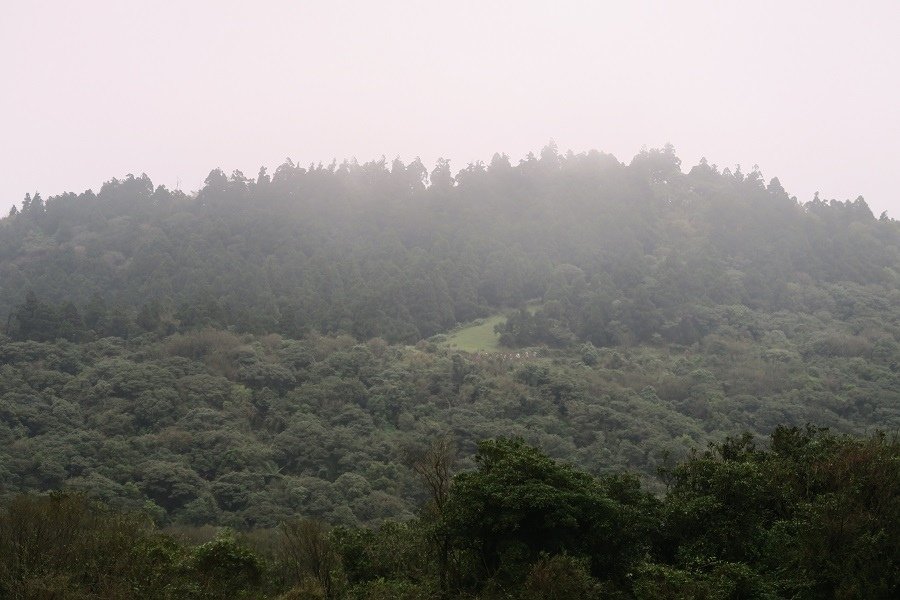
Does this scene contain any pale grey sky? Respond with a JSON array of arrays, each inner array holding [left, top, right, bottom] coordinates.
[[2, 1, 898, 215]]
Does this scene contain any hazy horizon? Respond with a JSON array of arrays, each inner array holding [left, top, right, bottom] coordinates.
[[3, 1, 898, 215]]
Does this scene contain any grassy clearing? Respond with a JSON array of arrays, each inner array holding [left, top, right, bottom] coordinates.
[[441, 302, 542, 353], [443, 313, 506, 352]]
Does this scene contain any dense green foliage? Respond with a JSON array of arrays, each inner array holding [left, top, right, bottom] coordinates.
[[1, 145, 899, 595], [1, 316, 898, 527], [2, 429, 897, 598], [2, 145, 897, 345]]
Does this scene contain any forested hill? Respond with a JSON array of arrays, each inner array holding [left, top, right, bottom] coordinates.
[[1, 146, 899, 533], [2, 144, 898, 344]]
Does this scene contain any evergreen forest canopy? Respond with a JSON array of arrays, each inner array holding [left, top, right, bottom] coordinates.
[[1, 144, 899, 598], [2, 144, 896, 343]]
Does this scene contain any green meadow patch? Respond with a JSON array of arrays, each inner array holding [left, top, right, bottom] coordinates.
[[443, 313, 507, 352]]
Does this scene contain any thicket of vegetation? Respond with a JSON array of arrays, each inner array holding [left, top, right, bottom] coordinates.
[[1, 145, 899, 596], [1, 320, 898, 528], [2, 428, 897, 599]]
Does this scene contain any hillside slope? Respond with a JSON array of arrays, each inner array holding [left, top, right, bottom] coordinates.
[[1, 145, 899, 527], [3, 145, 897, 344]]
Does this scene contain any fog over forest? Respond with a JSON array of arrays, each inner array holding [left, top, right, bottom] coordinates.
[[3, 1, 899, 216], [1, 2, 899, 599]]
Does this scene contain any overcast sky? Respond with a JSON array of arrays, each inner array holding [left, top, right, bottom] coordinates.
[[2, 1, 898, 216]]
